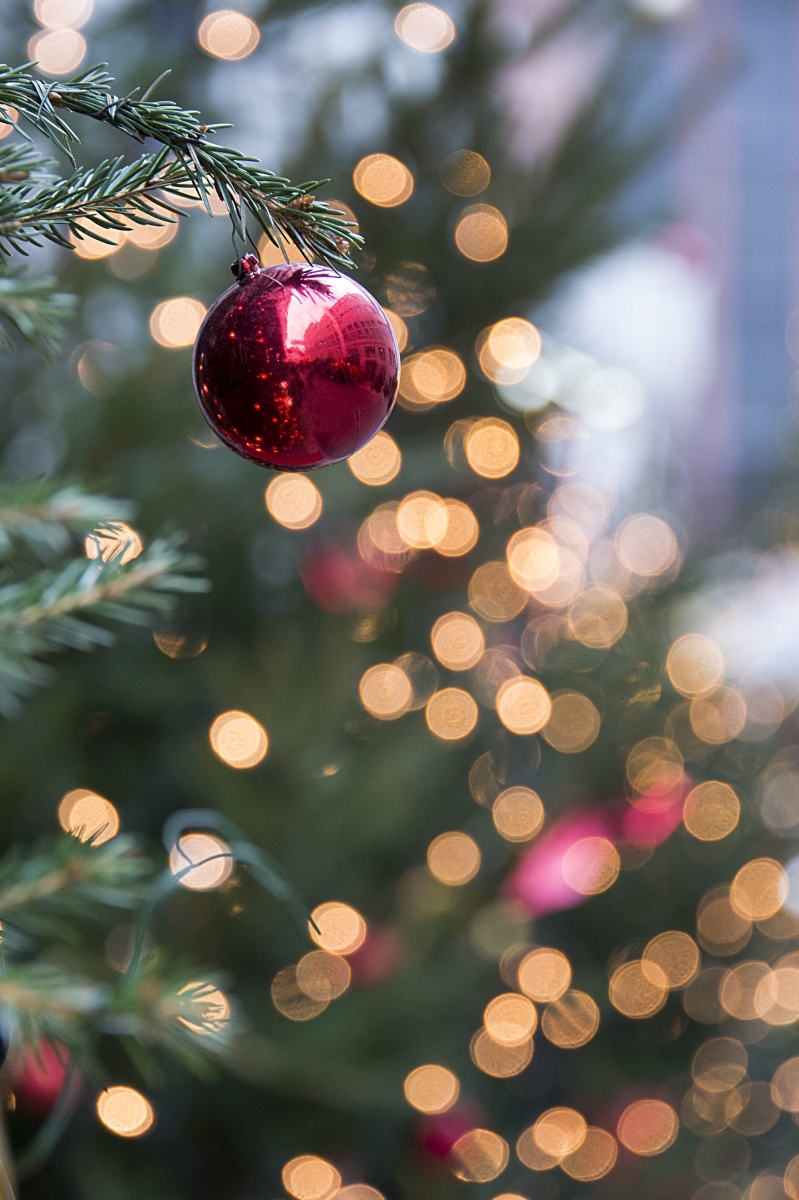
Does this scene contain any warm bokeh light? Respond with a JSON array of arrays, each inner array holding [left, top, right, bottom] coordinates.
[[0, 106, 18, 140], [483, 993, 537, 1045], [617, 1100, 678, 1156], [127, 219, 178, 250], [431, 612, 485, 670], [541, 990, 600, 1048], [383, 308, 408, 350], [455, 205, 508, 262], [427, 831, 481, 885], [492, 787, 544, 843], [296, 951, 351, 1002], [468, 560, 527, 622], [516, 1125, 561, 1171], [506, 527, 560, 593], [470, 1027, 533, 1077], [33, 0, 93, 28], [666, 633, 725, 698], [642, 931, 699, 989], [209, 710, 268, 768], [754, 966, 799, 1025], [692, 1038, 748, 1092], [568, 585, 627, 648], [689, 686, 747, 745], [518, 948, 571, 1002], [358, 503, 416, 571], [488, 317, 542, 373], [96, 1086, 154, 1138], [271, 966, 329, 1021], [398, 348, 466, 408], [609, 959, 668, 1018], [197, 9, 260, 60], [265, 474, 323, 530], [543, 691, 601, 754], [70, 220, 126, 260], [397, 490, 449, 547], [353, 154, 414, 207], [731, 859, 788, 922], [425, 688, 479, 740], [436, 500, 479, 556], [772, 1056, 799, 1112], [683, 781, 741, 841], [787, 1158, 799, 1200], [465, 418, 520, 478], [84, 521, 143, 564], [615, 514, 679, 578], [257, 233, 306, 267], [309, 902, 367, 955], [403, 1064, 459, 1113], [176, 981, 231, 1035], [562, 837, 620, 895], [561, 1127, 618, 1181], [394, 652, 437, 711], [169, 832, 233, 891], [359, 663, 413, 719], [496, 676, 552, 735], [394, 3, 455, 51], [450, 1129, 510, 1182], [58, 788, 119, 844], [626, 737, 684, 795], [348, 431, 402, 485], [533, 1108, 587, 1159], [282, 1156, 341, 1200], [729, 1082, 780, 1137], [440, 149, 491, 196], [697, 886, 752, 956], [149, 297, 207, 347], [29, 27, 86, 75]]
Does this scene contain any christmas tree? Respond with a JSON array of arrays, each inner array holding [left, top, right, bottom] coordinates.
[[2, 2, 798, 1200]]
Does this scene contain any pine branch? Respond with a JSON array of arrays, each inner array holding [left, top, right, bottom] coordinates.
[[0, 269, 75, 359], [0, 63, 362, 268], [0, 483, 133, 561], [0, 533, 208, 714]]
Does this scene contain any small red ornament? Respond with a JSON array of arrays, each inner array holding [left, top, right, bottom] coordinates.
[[12, 1040, 69, 1116], [193, 255, 400, 471]]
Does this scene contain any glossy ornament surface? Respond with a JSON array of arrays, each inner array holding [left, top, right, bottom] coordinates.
[[193, 256, 400, 470]]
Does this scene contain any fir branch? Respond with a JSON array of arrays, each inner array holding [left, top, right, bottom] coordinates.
[[0, 270, 75, 359], [0, 63, 362, 268], [0, 483, 133, 561]]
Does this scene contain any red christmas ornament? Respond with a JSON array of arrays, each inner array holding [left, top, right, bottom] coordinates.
[[193, 256, 400, 471], [12, 1040, 69, 1116]]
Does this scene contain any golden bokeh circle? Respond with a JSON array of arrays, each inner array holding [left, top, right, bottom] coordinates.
[[348, 432, 402, 486], [468, 561, 528, 622], [149, 297, 207, 348], [492, 787, 544, 843], [425, 688, 479, 740], [533, 1108, 587, 1159], [450, 1129, 510, 1182], [127, 219, 178, 251], [718, 960, 769, 1021], [689, 687, 747, 745], [431, 612, 485, 671], [518, 948, 571, 1002], [436, 500, 479, 557], [455, 205, 508, 262], [309, 902, 367, 955], [642, 931, 700, 989], [483, 993, 537, 1046], [84, 521, 143, 564], [34, 0, 93, 29], [561, 837, 620, 895], [616, 1099, 678, 1156], [209, 710, 268, 768], [561, 1127, 618, 1181], [772, 1057, 799, 1112], [427, 831, 481, 885], [359, 663, 413, 720], [271, 966, 329, 1022], [683, 781, 741, 841], [730, 858, 788, 921], [58, 788, 120, 844], [197, 9, 260, 60], [516, 1125, 561, 1171], [403, 1064, 459, 1113], [440, 149, 490, 196], [465, 418, 520, 479], [615, 514, 679, 578], [496, 676, 552, 736], [666, 633, 725, 698], [96, 1086, 154, 1138], [265, 475, 323, 530], [541, 990, 599, 1048], [353, 155, 414, 207], [507, 527, 560, 595], [394, 3, 456, 51], [282, 1156, 341, 1200], [542, 691, 601, 754], [609, 960, 668, 1019], [691, 1038, 748, 1093], [28, 27, 87, 75], [469, 1028, 533, 1077], [296, 951, 351, 1002], [397, 490, 449, 548], [568, 585, 628, 649], [626, 736, 684, 795], [400, 348, 466, 407], [169, 832, 233, 891]]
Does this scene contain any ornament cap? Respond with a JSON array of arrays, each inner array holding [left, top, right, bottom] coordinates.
[[231, 253, 262, 281]]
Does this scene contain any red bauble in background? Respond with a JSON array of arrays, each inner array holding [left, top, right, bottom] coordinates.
[[13, 1040, 69, 1116], [193, 256, 400, 471]]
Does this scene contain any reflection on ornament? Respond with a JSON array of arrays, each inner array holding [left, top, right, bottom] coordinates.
[[193, 258, 399, 470]]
